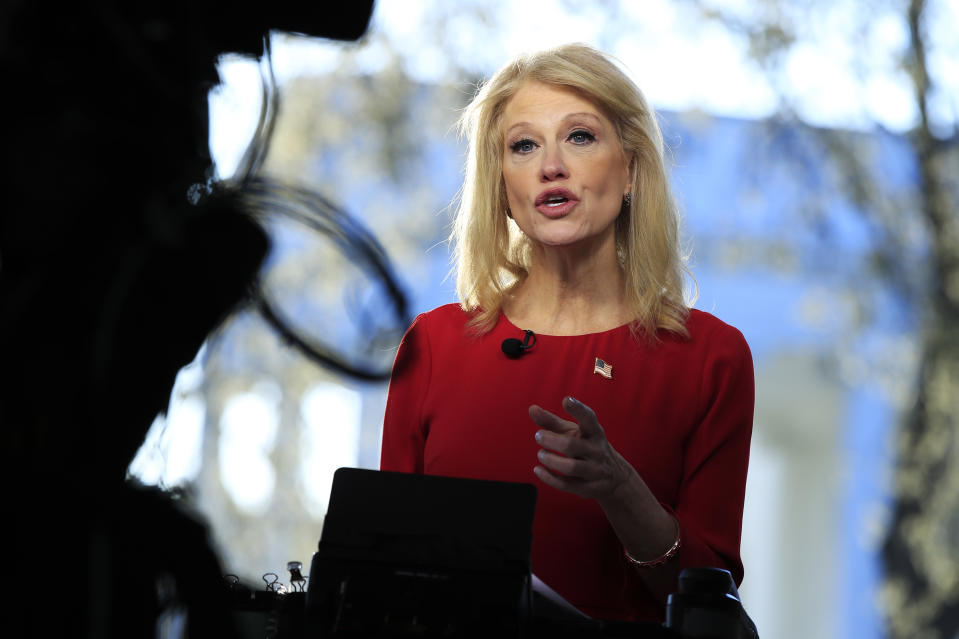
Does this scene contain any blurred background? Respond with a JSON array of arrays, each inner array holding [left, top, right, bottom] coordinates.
[[127, 1, 959, 638]]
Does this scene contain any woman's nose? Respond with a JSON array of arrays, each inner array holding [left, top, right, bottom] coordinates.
[[540, 146, 568, 182]]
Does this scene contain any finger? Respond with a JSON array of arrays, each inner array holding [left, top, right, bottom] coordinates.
[[535, 429, 593, 458], [533, 464, 588, 496], [537, 449, 601, 479], [529, 404, 579, 435], [562, 396, 605, 439]]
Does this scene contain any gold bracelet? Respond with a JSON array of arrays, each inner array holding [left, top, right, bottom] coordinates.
[[623, 517, 681, 567]]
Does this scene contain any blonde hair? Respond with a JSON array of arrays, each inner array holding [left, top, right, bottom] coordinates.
[[452, 43, 691, 339]]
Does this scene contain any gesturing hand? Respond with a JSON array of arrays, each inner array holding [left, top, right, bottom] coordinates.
[[530, 396, 635, 502]]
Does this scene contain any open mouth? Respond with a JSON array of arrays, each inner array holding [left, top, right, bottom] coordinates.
[[536, 189, 578, 205], [534, 189, 578, 216], [543, 196, 569, 207]]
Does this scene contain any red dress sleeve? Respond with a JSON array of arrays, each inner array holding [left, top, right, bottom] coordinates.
[[380, 313, 432, 473], [671, 322, 754, 585]]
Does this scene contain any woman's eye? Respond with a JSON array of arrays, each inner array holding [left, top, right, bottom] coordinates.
[[510, 138, 537, 154], [568, 130, 595, 145]]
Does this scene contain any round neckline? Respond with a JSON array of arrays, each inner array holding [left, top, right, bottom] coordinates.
[[499, 310, 633, 338]]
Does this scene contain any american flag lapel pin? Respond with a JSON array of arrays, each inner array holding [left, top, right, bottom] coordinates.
[[593, 357, 613, 379]]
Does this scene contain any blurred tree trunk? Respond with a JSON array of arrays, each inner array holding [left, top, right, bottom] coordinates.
[[879, 1, 959, 636]]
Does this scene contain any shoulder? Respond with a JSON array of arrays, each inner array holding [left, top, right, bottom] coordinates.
[[645, 309, 752, 376], [392, 304, 468, 380], [658, 309, 754, 381], [684, 309, 750, 354], [420, 302, 473, 323], [682, 309, 754, 402], [393, 304, 495, 378], [399, 303, 481, 351], [409, 303, 474, 335]]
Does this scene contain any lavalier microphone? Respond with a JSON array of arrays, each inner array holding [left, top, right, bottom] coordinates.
[[501, 329, 536, 359]]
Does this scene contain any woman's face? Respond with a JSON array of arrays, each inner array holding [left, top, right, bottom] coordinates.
[[501, 80, 631, 252]]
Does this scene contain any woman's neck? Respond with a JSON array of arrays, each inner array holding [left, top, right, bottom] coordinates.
[[504, 240, 631, 336]]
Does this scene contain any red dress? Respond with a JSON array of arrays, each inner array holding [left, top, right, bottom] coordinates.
[[380, 303, 754, 622]]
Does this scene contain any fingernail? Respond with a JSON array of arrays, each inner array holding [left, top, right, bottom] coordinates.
[[534, 430, 543, 443], [566, 396, 581, 406], [537, 449, 547, 461]]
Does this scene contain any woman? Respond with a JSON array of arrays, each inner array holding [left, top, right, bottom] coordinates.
[[380, 43, 753, 623]]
